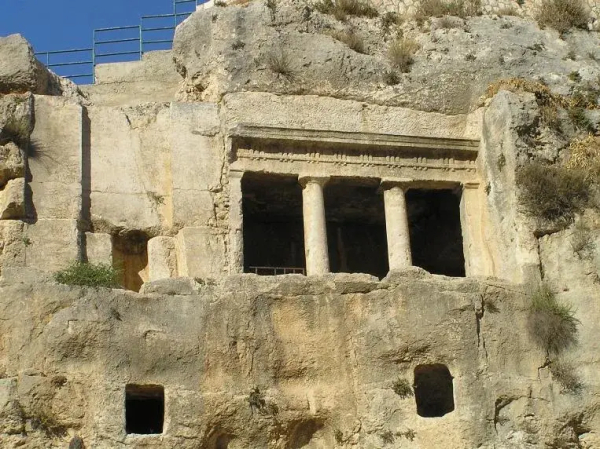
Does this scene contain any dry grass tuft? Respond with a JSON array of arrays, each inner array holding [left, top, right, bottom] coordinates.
[[267, 51, 295, 79], [567, 134, 600, 182], [315, 0, 378, 20], [416, 0, 481, 20], [388, 38, 420, 73], [516, 162, 589, 225], [536, 0, 589, 34], [550, 360, 583, 393], [527, 284, 579, 356], [330, 29, 367, 54]]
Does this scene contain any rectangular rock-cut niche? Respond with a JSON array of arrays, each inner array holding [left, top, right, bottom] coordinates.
[[112, 231, 149, 292], [414, 364, 455, 418], [125, 384, 164, 435], [406, 188, 465, 277], [242, 172, 305, 275], [324, 177, 388, 279]]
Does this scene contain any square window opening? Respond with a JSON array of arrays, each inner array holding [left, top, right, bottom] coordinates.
[[125, 384, 164, 435]]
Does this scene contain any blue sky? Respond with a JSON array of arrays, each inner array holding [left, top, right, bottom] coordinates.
[[0, 0, 194, 51], [0, 0, 197, 81]]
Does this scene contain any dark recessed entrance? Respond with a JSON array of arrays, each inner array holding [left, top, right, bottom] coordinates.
[[242, 173, 305, 275], [414, 364, 454, 418], [406, 189, 465, 277], [324, 178, 388, 279], [125, 384, 164, 434], [112, 231, 149, 292]]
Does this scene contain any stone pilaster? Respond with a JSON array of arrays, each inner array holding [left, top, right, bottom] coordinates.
[[228, 170, 244, 274]]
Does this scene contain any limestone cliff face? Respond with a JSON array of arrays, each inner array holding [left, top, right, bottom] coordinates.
[[0, 271, 598, 449], [1, 2, 600, 448]]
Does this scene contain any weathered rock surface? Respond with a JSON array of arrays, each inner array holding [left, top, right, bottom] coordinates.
[[0, 34, 83, 99], [173, 1, 600, 113], [0, 270, 598, 448], [0, 142, 25, 188], [0, 178, 25, 219]]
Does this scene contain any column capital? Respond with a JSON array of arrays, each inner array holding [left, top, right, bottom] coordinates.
[[380, 178, 413, 191], [462, 181, 480, 190], [298, 175, 330, 188], [229, 169, 245, 180]]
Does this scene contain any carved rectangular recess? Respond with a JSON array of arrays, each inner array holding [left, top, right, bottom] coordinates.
[[229, 125, 480, 184]]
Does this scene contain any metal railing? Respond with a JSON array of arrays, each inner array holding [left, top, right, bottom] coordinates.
[[249, 267, 307, 276], [35, 0, 204, 84]]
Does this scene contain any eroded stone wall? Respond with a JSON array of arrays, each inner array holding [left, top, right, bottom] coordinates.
[[1, 270, 598, 448]]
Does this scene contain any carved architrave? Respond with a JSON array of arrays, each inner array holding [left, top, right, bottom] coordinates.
[[230, 125, 480, 183]]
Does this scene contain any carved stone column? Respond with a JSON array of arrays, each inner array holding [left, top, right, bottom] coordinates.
[[299, 175, 330, 276], [382, 179, 412, 270]]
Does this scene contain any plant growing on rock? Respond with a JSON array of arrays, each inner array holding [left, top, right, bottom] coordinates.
[[570, 221, 595, 259], [416, 0, 481, 20], [567, 134, 600, 182], [388, 38, 420, 73], [54, 262, 121, 288], [527, 284, 579, 356], [267, 51, 295, 80], [314, 0, 378, 20], [516, 162, 589, 226], [536, 0, 589, 35], [391, 377, 414, 398], [550, 360, 582, 393], [330, 29, 367, 54]]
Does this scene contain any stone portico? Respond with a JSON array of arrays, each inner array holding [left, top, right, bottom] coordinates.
[[228, 125, 490, 279]]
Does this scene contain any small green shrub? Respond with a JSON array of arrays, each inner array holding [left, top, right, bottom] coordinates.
[[550, 360, 582, 393], [315, 0, 378, 20], [527, 284, 579, 356], [267, 51, 294, 79], [383, 70, 401, 85], [388, 38, 420, 73], [380, 430, 395, 443], [330, 29, 366, 54], [516, 162, 589, 225], [536, 0, 589, 35], [54, 262, 121, 288], [391, 377, 414, 398], [381, 11, 404, 32], [497, 6, 518, 16], [568, 107, 595, 133]]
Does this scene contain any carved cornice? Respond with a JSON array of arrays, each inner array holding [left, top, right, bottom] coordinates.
[[230, 125, 480, 155]]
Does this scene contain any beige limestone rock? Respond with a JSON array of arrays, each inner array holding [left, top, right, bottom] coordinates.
[[0, 142, 25, 187], [0, 271, 597, 448], [0, 177, 25, 219], [0, 34, 50, 95], [176, 227, 226, 279], [148, 236, 177, 281], [81, 51, 181, 107], [29, 96, 82, 221], [85, 232, 112, 265], [23, 220, 79, 272]]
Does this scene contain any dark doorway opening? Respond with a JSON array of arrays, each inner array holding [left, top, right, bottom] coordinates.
[[112, 231, 149, 292], [242, 173, 305, 275], [125, 384, 164, 434], [414, 364, 454, 417], [406, 189, 465, 277], [324, 178, 388, 278]]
